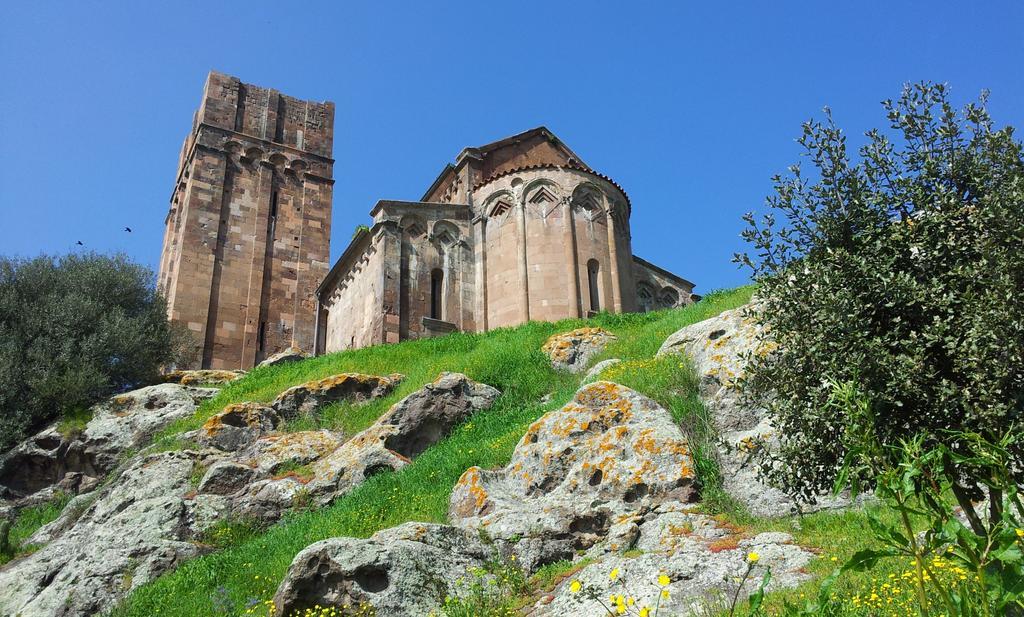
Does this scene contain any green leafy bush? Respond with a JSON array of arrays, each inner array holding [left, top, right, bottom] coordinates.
[[0, 252, 189, 450], [735, 83, 1024, 511]]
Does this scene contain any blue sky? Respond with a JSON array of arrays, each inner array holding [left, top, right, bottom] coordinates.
[[1, 2, 1021, 293]]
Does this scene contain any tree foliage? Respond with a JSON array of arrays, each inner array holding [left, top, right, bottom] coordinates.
[[736, 83, 1024, 506], [0, 253, 186, 450]]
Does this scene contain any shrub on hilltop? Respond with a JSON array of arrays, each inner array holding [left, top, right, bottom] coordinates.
[[0, 252, 189, 450]]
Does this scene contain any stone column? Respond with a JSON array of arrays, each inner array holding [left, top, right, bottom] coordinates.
[[472, 215, 488, 332], [605, 198, 623, 313], [516, 199, 530, 322], [563, 198, 581, 318]]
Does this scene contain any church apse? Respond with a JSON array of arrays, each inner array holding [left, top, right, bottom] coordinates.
[[315, 126, 696, 354]]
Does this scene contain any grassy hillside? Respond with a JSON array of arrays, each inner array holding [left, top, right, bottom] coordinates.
[[112, 287, 755, 616]]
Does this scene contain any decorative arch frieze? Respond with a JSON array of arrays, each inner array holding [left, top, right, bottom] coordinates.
[[431, 220, 460, 247], [571, 183, 606, 223], [400, 214, 428, 240], [524, 179, 562, 219], [636, 282, 656, 312], [483, 190, 515, 224], [658, 286, 680, 308]]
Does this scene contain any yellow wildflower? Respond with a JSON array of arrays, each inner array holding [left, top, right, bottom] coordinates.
[[747, 551, 760, 564], [1016, 528, 1024, 538], [640, 609, 650, 617], [569, 580, 582, 593], [657, 573, 670, 587], [609, 567, 620, 581], [661, 589, 670, 600]]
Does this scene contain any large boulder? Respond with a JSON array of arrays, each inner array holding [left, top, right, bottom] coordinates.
[[192, 373, 500, 524], [0, 451, 205, 617], [535, 516, 812, 616], [449, 381, 697, 569], [274, 523, 492, 617], [198, 402, 281, 452], [657, 305, 849, 517], [304, 372, 500, 504], [542, 327, 617, 373], [0, 383, 217, 502], [272, 381, 815, 616], [162, 369, 245, 386], [271, 373, 404, 419], [258, 347, 309, 368]]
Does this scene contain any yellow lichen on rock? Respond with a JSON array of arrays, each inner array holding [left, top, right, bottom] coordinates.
[[542, 328, 618, 372], [162, 369, 245, 386]]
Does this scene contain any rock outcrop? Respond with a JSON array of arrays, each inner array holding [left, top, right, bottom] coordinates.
[[274, 380, 815, 616], [0, 383, 217, 502], [162, 369, 245, 386], [450, 381, 697, 569], [536, 520, 811, 615], [258, 347, 310, 368], [274, 523, 492, 617], [542, 327, 617, 373], [303, 373, 500, 503], [193, 372, 501, 522], [272, 373, 404, 419], [657, 304, 848, 517], [0, 451, 205, 616], [0, 372, 498, 617], [198, 402, 281, 452]]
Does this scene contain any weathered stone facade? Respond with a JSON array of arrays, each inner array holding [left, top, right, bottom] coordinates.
[[316, 127, 696, 353], [158, 72, 334, 369]]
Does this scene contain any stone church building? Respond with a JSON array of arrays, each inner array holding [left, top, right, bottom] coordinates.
[[159, 72, 696, 369]]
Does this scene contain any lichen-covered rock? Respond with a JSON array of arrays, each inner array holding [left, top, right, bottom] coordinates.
[[449, 381, 697, 569], [197, 460, 260, 495], [306, 373, 499, 504], [536, 524, 813, 616], [199, 402, 281, 452], [273, 523, 491, 617], [0, 383, 217, 501], [162, 369, 246, 386], [192, 374, 500, 526], [0, 451, 204, 617], [542, 327, 617, 373], [247, 430, 344, 474], [657, 305, 849, 517], [258, 347, 309, 368], [657, 304, 764, 431], [272, 373, 404, 419]]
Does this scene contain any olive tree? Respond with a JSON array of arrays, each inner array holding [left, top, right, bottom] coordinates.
[[0, 253, 188, 450], [735, 83, 1024, 524]]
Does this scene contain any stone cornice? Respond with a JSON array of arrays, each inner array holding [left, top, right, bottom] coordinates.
[[195, 123, 335, 163]]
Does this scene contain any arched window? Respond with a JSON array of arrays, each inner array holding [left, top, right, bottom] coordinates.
[[430, 269, 444, 320], [587, 259, 601, 314]]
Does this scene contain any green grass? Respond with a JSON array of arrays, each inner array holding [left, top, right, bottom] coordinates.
[[0, 491, 72, 565], [111, 287, 754, 616]]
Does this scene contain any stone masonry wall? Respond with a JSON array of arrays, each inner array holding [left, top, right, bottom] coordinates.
[[158, 71, 334, 369]]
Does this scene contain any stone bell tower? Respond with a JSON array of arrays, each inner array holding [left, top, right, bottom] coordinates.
[[157, 71, 335, 369]]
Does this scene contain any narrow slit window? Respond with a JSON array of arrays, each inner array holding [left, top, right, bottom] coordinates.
[[587, 259, 601, 313], [430, 269, 444, 320]]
